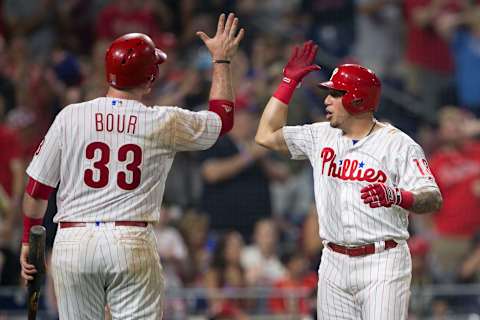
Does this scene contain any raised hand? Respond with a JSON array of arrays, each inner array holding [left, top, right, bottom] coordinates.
[[196, 13, 245, 61], [361, 183, 404, 208], [283, 40, 321, 82]]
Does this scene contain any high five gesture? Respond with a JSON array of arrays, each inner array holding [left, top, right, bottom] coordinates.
[[197, 13, 245, 62]]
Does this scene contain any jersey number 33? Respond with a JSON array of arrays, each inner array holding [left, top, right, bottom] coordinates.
[[84, 141, 142, 190]]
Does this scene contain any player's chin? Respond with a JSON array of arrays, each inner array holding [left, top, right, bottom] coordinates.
[[328, 118, 339, 128], [326, 113, 335, 126]]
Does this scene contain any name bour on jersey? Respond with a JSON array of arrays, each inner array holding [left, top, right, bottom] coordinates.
[[321, 147, 387, 183], [95, 113, 138, 134]]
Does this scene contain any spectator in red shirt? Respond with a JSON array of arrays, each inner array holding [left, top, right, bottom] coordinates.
[[95, 0, 161, 41], [428, 106, 480, 281], [0, 121, 22, 198], [0, 92, 23, 242], [269, 251, 317, 316], [0, 94, 22, 193], [403, 0, 465, 122]]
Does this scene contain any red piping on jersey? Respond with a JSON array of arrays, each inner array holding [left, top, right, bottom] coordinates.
[[208, 99, 234, 136], [26, 176, 55, 200]]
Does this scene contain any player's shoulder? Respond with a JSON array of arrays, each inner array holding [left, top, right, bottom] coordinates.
[[380, 122, 421, 149], [61, 97, 157, 115], [308, 121, 339, 136], [51, 100, 92, 123], [290, 121, 333, 132], [60, 98, 100, 114], [284, 121, 337, 140], [311, 121, 332, 130]]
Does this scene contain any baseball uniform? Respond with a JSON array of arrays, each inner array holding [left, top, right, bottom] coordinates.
[[26, 97, 221, 319], [283, 121, 439, 320]]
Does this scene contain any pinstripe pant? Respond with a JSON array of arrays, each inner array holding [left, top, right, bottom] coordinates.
[[51, 223, 165, 320], [317, 242, 411, 320]]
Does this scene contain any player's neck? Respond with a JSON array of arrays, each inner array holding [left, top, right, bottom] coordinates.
[[106, 86, 146, 101], [342, 118, 377, 140]]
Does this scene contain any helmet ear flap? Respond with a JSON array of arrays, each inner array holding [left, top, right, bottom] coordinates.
[[342, 90, 365, 114], [155, 49, 167, 64], [146, 65, 160, 88]]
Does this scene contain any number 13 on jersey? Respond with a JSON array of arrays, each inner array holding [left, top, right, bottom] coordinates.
[[413, 158, 433, 176], [84, 141, 142, 190]]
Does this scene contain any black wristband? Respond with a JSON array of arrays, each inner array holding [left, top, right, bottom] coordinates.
[[212, 59, 231, 64]]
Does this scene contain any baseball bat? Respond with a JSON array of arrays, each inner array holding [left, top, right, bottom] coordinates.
[[27, 225, 46, 320]]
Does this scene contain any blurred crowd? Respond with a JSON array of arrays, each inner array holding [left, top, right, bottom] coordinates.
[[0, 0, 480, 319]]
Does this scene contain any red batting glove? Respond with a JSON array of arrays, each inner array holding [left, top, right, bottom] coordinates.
[[360, 183, 414, 209], [283, 40, 321, 82], [273, 40, 321, 104]]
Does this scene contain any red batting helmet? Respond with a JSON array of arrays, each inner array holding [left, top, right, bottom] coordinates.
[[318, 64, 381, 114], [105, 33, 167, 89]]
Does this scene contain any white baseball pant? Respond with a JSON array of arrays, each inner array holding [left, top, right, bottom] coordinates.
[[317, 241, 411, 320], [51, 223, 165, 319]]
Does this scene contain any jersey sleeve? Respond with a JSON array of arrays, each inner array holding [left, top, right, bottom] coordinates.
[[172, 108, 221, 152], [26, 114, 63, 188], [397, 144, 439, 191], [282, 125, 315, 160]]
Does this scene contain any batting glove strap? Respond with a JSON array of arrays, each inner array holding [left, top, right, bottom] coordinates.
[[396, 188, 414, 210], [273, 77, 299, 105]]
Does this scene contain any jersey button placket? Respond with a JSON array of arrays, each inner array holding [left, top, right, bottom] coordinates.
[[339, 181, 350, 244], [340, 151, 352, 244]]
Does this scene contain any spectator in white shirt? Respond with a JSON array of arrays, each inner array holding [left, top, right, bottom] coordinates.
[[241, 218, 286, 285]]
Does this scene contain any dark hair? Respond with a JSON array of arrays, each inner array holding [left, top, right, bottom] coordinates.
[[210, 231, 245, 287], [211, 230, 242, 270]]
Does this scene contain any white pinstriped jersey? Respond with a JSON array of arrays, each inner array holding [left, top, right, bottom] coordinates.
[[283, 122, 439, 245], [27, 97, 221, 223]]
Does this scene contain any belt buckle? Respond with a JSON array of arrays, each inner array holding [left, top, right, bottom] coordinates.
[[343, 244, 359, 256], [349, 244, 371, 256], [374, 240, 386, 253], [354, 245, 367, 256]]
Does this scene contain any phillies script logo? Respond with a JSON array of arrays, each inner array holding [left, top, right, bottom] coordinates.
[[321, 147, 387, 183]]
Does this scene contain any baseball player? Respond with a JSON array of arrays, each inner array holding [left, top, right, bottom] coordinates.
[[255, 41, 443, 320], [19, 13, 244, 320]]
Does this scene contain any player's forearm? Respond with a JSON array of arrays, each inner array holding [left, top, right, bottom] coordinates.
[[201, 154, 251, 183], [209, 63, 234, 101], [409, 187, 443, 214], [22, 193, 48, 244], [23, 193, 48, 219], [255, 97, 288, 149]]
